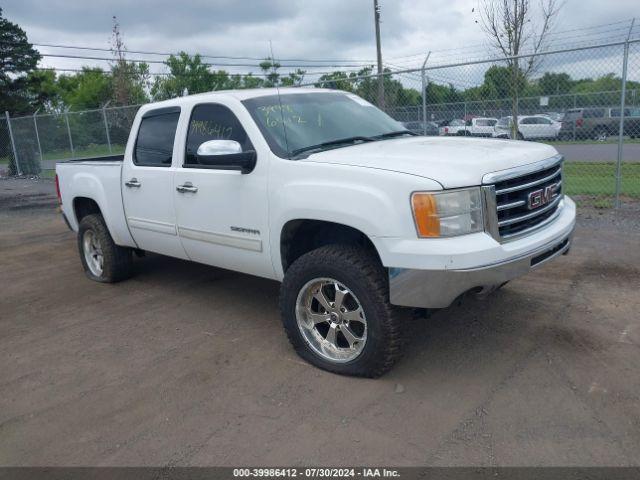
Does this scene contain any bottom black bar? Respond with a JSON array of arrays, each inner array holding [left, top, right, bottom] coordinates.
[[1, 468, 640, 480]]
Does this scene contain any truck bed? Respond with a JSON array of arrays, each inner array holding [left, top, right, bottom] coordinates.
[[59, 154, 124, 163], [56, 156, 136, 248]]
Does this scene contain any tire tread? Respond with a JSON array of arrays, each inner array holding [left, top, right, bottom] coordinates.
[[78, 214, 133, 283]]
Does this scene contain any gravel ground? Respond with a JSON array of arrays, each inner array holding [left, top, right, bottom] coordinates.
[[1, 180, 639, 467], [0, 177, 58, 210]]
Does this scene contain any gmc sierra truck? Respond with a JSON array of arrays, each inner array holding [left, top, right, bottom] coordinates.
[[56, 88, 576, 377]]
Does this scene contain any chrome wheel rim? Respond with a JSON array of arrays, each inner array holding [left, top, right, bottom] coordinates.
[[295, 277, 367, 363], [82, 230, 104, 277]]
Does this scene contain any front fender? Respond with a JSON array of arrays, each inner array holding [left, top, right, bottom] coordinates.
[[269, 160, 442, 279]]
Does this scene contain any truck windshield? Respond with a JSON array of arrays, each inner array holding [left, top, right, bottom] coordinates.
[[242, 92, 408, 159]]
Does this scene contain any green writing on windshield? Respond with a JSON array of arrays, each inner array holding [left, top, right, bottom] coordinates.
[[258, 104, 315, 128]]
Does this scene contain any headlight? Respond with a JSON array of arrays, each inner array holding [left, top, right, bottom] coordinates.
[[411, 188, 483, 238]]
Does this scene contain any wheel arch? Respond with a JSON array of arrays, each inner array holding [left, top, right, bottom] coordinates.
[[279, 219, 382, 275], [73, 197, 102, 224]]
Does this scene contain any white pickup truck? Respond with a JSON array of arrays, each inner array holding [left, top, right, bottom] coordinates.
[[56, 88, 576, 377]]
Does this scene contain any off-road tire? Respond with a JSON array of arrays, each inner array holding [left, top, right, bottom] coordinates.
[[77, 213, 133, 283], [279, 244, 405, 377]]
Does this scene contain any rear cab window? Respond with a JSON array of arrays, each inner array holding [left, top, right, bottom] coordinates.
[[134, 107, 181, 167]]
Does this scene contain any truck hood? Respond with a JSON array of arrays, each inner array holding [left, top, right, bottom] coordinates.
[[302, 136, 559, 188]]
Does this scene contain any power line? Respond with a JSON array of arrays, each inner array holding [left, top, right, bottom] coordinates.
[[34, 67, 272, 78], [34, 66, 365, 79], [385, 18, 636, 64], [6, 40, 376, 64], [386, 28, 640, 70], [34, 52, 373, 69]]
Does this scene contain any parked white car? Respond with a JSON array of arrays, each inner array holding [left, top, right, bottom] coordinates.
[[464, 117, 498, 137], [493, 115, 562, 140], [438, 119, 467, 136], [56, 88, 575, 377]]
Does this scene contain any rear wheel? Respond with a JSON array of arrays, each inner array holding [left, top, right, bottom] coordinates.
[[78, 214, 133, 283], [279, 245, 404, 377], [516, 132, 524, 140]]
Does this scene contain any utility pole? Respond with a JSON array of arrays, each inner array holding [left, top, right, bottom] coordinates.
[[373, 0, 385, 110]]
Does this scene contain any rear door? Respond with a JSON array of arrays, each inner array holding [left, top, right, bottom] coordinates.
[[172, 102, 274, 278], [122, 107, 188, 259]]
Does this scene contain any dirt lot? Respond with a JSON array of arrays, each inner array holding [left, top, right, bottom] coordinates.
[[1, 179, 639, 466]]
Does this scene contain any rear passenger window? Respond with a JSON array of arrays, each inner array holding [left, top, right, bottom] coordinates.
[[134, 109, 180, 167], [185, 104, 253, 166]]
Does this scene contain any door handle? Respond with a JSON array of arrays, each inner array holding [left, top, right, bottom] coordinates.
[[176, 182, 198, 193], [125, 178, 141, 188]]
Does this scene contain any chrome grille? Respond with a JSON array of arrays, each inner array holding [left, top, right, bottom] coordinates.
[[483, 155, 564, 241]]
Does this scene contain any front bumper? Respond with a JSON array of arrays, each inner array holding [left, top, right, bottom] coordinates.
[[388, 199, 576, 309]]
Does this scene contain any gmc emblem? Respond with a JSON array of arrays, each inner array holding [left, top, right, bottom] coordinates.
[[528, 183, 559, 210]]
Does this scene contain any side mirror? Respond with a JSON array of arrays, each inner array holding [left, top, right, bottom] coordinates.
[[195, 140, 256, 174]]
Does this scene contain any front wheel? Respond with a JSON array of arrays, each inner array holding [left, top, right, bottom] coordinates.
[[279, 245, 405, 377], [78, 214, 133, 283]]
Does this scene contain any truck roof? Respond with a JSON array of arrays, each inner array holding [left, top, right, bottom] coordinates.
[[139, 87, 336, 111]]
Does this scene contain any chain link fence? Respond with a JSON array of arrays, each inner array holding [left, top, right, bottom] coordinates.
[[0, 116, 17, 176], [1, 39, 639, 208], [0, 105, 140, 178], [306, 39, 640, 208]]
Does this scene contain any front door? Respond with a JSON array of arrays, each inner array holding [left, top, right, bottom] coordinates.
[[122, 106, 188, 259], [173, 102, 274, 279]]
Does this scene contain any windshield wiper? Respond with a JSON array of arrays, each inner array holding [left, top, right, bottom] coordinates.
[[290, 136, 375, 157], [373, 130, 417, 139]]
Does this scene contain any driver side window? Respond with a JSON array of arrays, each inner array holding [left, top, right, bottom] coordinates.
[[185, 103, 253, 166]]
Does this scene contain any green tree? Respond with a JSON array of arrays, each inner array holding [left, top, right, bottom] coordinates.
[[24, 69, 61, 111], [56, 67, 113, 110], [280, 69, 306, 87], [315, 71, 356, 92], [151, 52, 217, 100], [259, 58, 281, 87], [425, 82, 460, 105], [258, 58, 305, 87], [0, 8, 41, 114], [538, 72, 573, 95], [239, 73, 264, 89]]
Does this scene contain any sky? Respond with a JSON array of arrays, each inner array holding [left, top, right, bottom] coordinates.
[[3, 0, 640, 85]]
